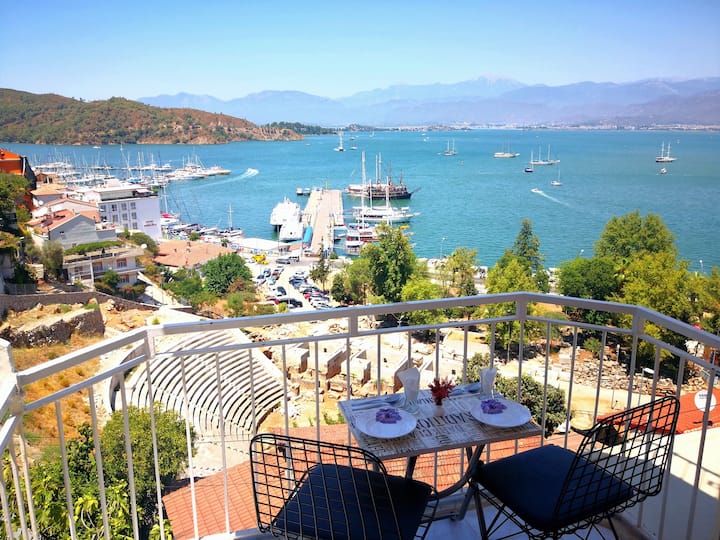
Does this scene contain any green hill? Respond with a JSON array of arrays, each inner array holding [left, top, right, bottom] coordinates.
[[0, 89, 302, 145]]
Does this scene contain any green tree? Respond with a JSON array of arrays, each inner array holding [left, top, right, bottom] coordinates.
[[557, 256, 618, 324], [486, 255, 539, 296], [440, 247, 479, 297], [330, 258, 373, 305], [362, 224, 417, 303], [202, 252, 252, 294], [558, 256, 618, 300], [0, 172, 29, 233], [594, 210, 677, 262], [496, 374, 567, 437], [309, 256, 331, 290], [101, 268, 120, 290], [11, 260, 36, 284], [463, 352, 491, 383], [698, 266, 720, 335], [485, 256, 540, 352], [166, 267, 203, 304], [400, 276, 446, 327], [510, 218, 549, 292], [101, 405, 194, 534], [40, 240, 64, 279], [615, 252, 701, 375], [617, 251, 698, 324], [512, 218, 544, 271]]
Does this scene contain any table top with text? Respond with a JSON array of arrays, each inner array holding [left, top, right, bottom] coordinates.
[[338, 389, 543, 460]]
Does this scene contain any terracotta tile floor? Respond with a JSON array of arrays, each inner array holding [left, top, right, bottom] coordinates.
[[164, 426, 624, 540]]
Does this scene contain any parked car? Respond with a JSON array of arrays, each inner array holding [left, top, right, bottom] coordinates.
[[276, 257, 291, 265], [276, 286, 287, 296], [281, 297, 303, 308]]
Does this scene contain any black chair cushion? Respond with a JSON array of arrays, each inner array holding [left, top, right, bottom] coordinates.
[[275, 463, 432, 540], [475, 444, 634, 532]]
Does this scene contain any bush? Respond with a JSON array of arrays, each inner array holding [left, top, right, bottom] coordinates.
[[128, 232, 158, 255], [64, 241, 120, 255], [94, 281, 115, 295]]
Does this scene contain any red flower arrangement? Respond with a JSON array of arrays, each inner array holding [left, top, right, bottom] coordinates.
[[428, 376, 455, 405]]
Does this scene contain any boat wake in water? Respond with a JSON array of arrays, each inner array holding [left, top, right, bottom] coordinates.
[[531, 188, 570, 207], [239, 167, 259, 179]]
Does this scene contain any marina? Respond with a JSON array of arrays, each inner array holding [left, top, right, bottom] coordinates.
[[7, 129, 719, 270]]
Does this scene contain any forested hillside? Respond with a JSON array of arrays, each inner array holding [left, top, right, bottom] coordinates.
[[0, 89, 302, 144]]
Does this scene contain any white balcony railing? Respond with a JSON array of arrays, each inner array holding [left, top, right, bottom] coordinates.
[[1, 292, 719, 539]]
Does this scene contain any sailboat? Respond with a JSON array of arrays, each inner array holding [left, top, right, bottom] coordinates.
[[334, 131, 345, 152], [351, 152, 418, 225], [493, 141, 519, 158], [442, 140, 457, 156], [550, 168, 562, 186], [655, 142, 676, 163], [524, 150, 534, 173], [530, 145, 560, 166]]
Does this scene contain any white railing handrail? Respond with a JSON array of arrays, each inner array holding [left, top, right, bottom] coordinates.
[[2, 292, 719, 540]]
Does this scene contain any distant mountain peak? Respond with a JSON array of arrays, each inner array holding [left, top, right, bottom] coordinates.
[[136, 76, 720, 127]]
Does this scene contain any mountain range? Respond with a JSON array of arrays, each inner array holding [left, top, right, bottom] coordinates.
[[138, 76, 720, 128]]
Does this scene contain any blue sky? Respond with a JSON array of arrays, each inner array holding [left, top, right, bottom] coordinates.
[[3, 0, 719, 101]]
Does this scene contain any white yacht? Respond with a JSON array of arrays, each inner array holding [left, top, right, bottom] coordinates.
[[352, 204, 418, 225], [270, 198, 301, 230], [278, 219, 304, 241]]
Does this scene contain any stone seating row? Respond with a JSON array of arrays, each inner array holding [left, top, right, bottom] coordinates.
[[128, 329, 284, 439]]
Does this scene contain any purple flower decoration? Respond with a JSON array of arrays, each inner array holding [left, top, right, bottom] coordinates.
[[375, 407, 402, 424], [481, 399, 507, 415]]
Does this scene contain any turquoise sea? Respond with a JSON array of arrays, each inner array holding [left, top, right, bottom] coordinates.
[[4, 129, 720, 271]]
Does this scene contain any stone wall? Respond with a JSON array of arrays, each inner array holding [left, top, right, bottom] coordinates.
[[0, 291, 157, 314], [0, 306, 105, 348]]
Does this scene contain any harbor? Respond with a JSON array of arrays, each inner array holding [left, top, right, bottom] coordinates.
[[7, 128, 718, 271]]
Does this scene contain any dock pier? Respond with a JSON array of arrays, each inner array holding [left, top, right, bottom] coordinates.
[[303, 189, 344, 256]]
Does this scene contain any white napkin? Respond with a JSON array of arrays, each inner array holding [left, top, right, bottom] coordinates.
[[397, 367, 420, 412], [481, 366, 498, 396]]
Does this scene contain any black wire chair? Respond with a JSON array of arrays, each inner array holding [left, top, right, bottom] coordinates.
[[250, 433, 436, 539], [470, 395, 680, 540]]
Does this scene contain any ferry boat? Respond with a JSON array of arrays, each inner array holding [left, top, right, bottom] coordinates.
[[270, 198, 301, 230], [351, 204, 418, 225]]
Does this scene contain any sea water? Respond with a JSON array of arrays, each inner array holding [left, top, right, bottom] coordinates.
[[5, 129, 719, 270]]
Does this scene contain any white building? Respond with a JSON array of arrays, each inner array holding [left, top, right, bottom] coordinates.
[[64, 246, 145, 287], [73, 179, 162, 240]]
